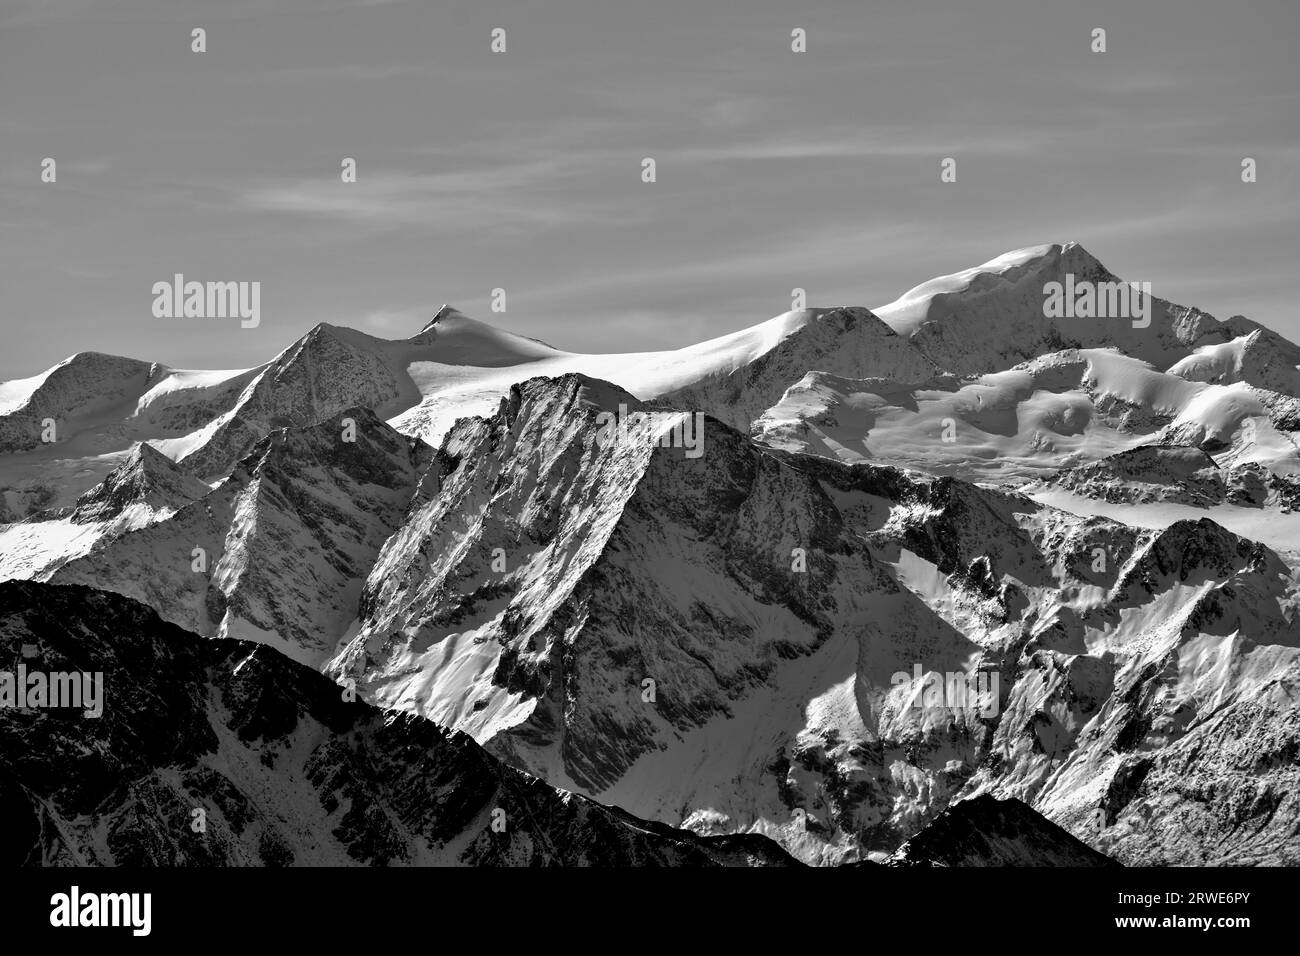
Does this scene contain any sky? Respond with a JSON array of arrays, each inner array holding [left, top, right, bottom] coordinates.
[[1, 0, 1297, 380]]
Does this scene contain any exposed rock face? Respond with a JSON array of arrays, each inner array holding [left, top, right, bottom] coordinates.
[[11, 367, 1299, 868], [51, 408, 430, 666], [1046, 445, 1226, 505], [319, 373, 1300, 866], [176, 324, 421, 480], [69, 442, 212, 524], [0, 581, 796, 867], [1045, 444, 1300, 511], [324, 374, 1007, 863], [5, 243, 1300, 869]]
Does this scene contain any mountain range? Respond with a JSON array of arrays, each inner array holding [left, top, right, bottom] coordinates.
[[3, 241, 1297, 867]]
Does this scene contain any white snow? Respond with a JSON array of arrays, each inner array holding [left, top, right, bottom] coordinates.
[[0, 503, 171, 580], [391, 308, 814, 445], [0, 368, 55, 416], [873, 243, 1065, 337], [1166, 334, 1254, 382]]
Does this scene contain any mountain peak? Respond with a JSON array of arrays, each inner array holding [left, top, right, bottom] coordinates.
[[70, 441, 209, 524], [886, 795, 1118, 867], [303, 321, 349, 340], [418, 304, 463, 334], [481, 373, 648, 440], [129, 440, 176, 469], [404, 307, 564, 363], [534, 372, 644, 414]]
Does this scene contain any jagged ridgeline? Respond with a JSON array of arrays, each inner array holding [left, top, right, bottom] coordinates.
[[2, 243, 1298, 866], [0, 581, 800, 866]]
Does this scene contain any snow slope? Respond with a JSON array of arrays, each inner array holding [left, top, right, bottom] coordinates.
[[755, 347, 1300, 482]]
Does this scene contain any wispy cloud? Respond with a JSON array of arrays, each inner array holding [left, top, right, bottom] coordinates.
[[668, 127, 1063, 164], [231, 125, 1065, 236], [233, 159, 638, 234]]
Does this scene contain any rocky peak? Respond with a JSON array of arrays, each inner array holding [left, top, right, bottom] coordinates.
[[70, 442, 211, 524]]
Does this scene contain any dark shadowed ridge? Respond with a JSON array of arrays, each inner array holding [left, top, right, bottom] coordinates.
[[882, 795, 1118, 867], [0, 581, 799, 868]]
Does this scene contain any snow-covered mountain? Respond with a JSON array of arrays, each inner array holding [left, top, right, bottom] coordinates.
[[3, 241, 1299, 867], [754, 344, 1300, 484], [0, 442, 211, 581], [38, 370, 1290, 865], [872, 242, 1279, 378], [326, 374, 1003, 864], [47, 408, 430, 666], [6, 243, 1297, 517]]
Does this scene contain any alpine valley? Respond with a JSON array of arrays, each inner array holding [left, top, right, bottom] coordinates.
[[3, 242, 1298, 867]]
